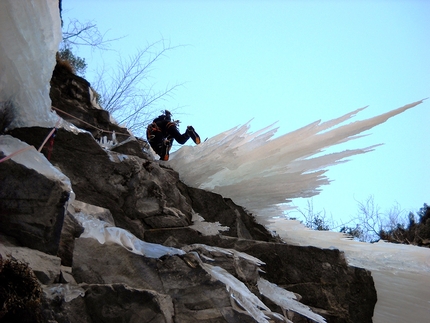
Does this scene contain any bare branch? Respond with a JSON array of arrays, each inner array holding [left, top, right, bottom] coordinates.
[[289, 199, 334, 231], [62, 18, 124, 50], [93, 40, 185, 136], [59, 17, 185, 138]]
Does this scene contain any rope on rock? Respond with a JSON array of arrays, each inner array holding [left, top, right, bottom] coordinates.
[[51, 106, 131, 137], [0, 106, 146, 163], [0, 145, 33, 164]]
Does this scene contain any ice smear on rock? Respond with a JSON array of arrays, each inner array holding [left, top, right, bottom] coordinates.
[[183, 244, 266, 267], [168, 100, 425, 222], [74, 208, 328, 322], [199, 262, 271, 323], [44, 284, 85, 303], [189, 212, 230, 236], [258, 278, 327, 323], [73, 211, 185, 258], [199, 260, 326, 323]]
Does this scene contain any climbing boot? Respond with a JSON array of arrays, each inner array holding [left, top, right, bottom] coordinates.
[[187, 126, 201, 144]]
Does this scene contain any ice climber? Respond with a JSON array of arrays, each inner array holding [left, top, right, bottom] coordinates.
[[146, 110, 201, 161]]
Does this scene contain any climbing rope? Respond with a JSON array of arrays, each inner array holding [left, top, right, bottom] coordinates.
[[0, 122, 58, 164], [0, 145, 33, 164], [1, 106, 148, 163], [51, 106, 131, 137]]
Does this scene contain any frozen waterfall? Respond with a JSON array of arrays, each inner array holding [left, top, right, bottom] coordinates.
[[0, 0, 62, 130], [1, 0, 429, 322], [168, 100, 425, 222]]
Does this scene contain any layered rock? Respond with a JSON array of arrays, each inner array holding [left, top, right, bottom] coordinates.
[[0, 4, 377, 320]]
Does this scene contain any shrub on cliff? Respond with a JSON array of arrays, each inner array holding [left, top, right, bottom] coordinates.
[[0, 254, 43, 322]]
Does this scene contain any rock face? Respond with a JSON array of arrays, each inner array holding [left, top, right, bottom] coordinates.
[[0, 60, 377, 322], [50, 57, 134, 145]]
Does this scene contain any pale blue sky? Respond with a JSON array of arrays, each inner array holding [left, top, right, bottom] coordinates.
[[62, 0, 429, 224]]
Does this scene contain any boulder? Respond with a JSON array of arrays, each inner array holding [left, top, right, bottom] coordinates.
[[0, 141, 69, 255], [0, 238, 61, 285], [43, 282, 173, 323], [72, 238, 256, 322]]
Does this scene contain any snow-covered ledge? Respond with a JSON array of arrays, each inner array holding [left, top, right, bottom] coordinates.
[[0, 0, 62, 130]]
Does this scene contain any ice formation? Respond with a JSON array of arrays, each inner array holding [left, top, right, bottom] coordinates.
[[200, 262, 272, 323], [71, 209, 326, 322], [0, 0, 62, 129], [189, 212, 230, 236], [183, 243, 266, 267], [194, 254, 326, 323], [182, 245, 327, 322], [169, 100, 429, 323], [257, 278, 326, 323], [168, 100, 425, 222], [73, 211, 185, 258]]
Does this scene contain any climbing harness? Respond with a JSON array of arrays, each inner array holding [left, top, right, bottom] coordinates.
[[146, 122, 161, 140]]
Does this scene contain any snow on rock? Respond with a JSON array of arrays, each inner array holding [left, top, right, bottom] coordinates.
[[0, 0, 62, 130], [0, 134, 73, 255], [0, 135, 72, 194]]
